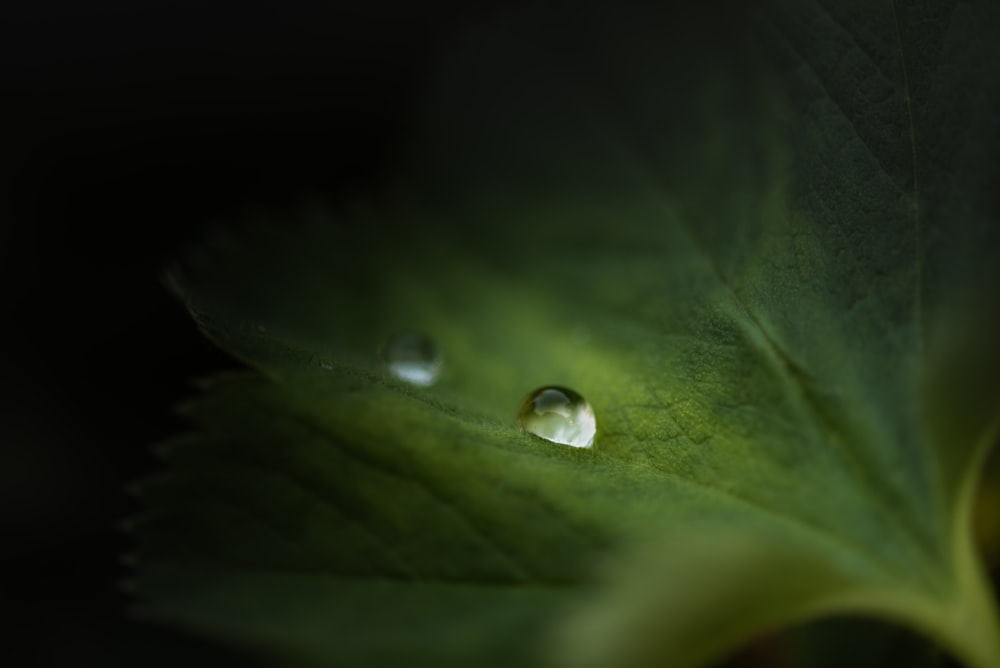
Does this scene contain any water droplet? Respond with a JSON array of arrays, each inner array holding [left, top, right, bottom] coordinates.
[[380, 332, 441, 387], [518, 386, 596, 448]]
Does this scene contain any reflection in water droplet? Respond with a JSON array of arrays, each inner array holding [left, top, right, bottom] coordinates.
[[380, 332, 441, 387], [518, 386, 596, 448]]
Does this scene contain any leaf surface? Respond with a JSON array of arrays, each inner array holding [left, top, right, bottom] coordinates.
[[135, 2, 1000, 666]]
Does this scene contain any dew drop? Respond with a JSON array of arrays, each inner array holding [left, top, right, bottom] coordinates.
[[379, 332, 441, 387], [518, 386, 596, 448]]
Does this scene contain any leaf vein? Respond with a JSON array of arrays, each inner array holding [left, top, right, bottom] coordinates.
[[763, 10, 906, 197], [291, 412, 544, 584]]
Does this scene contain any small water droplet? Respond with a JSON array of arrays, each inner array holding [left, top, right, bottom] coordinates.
[[518, 386, 596, 448], [380, 332, 441, 387]]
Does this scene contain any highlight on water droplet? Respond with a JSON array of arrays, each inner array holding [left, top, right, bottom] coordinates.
[[379, 332, 441, 387], [517, 386, 596, 448]]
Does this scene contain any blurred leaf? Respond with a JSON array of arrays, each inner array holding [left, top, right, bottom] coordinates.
[[134, 1, 1000, 667]]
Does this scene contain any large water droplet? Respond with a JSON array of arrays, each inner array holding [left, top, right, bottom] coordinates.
[[379, 332, 441, 387], [518, 386, 596, 448]]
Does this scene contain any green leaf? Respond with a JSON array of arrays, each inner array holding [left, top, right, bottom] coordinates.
[[133, 2, 1000, 667]]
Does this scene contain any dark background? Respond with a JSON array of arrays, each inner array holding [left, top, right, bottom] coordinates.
[[2, 1, 491, 663]]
